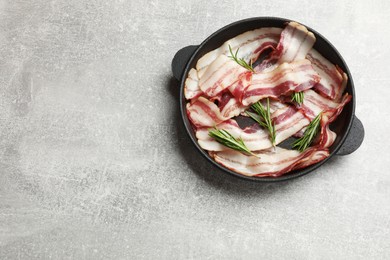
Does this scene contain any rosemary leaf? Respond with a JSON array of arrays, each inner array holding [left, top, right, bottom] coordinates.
[[228, 45, 254, 72], [245, 111, 264, 127], [248, 98, 276, 146], [292, 112, 322, 152], [208, 127, 259, 158], [291, 91, 304, 105]]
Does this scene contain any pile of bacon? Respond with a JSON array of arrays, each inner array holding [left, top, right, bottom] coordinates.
[[185, 22, 351, 177]]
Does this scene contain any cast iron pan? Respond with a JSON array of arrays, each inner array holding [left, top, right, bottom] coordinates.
[[171, 17, 364, 182]]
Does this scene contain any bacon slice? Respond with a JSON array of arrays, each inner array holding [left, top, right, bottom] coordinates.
[[218, 92, 247, 118], [306, 49, 348, 100], [211, 146, 326, 177], [315, 94, 351, 148], [299, 89, 352, 120], [196, 120, 272, 151], [276, 22, 316, 63], [184, 68, 202, 100], [317, 124, 337, 148], [293, 149, 330, 170], [272, 105, 310, 142], [228, 71, 252, 102], [196, 104, 309, 152], [186, 97, 227, 127], [293, 119, 337, 148], [297, 90, 351, 148], [255, 22, 316, 72], [268, 99, 290, 113], [294, 123, 336, 149], [199, 55, 248, 97], [242, 60, 320, 106], [196, 27, 282, 78]]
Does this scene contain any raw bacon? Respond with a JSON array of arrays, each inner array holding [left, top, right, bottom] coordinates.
[[184, 68, 202, 100], [315, 95, 351, 148], [218, 92, 247, 118], [242, 60, 320, 106], [299, 89, 352, 120], [306, 49, 348, 100], [186, 97, 227, 127], [228, 71, 252, 102], [255, 22, 316, 72], [196, 120, 272, 152], [199, 55, 248, 97], [196, 27, 282, 78], [296, 90, 351, 149], [196, 104, 309, 152], [293, 149, 330, 170], [275, 22, 316, 63], [317, 124, 337, 148], [271, 105, 310, 143], [211, 147, 322, 177]]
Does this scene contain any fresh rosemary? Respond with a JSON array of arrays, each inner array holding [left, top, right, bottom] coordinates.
[[228, 45, 254, 72], [292, 112, 322, 152], [291, 91, 304, 105], [208, 127, 259, 157], [246, 98, 276, 146]]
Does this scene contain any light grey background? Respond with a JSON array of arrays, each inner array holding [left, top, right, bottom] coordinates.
[[0, 0, 389, 259]]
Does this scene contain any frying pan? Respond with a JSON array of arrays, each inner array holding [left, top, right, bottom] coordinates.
[[171, 17, 364, 182]]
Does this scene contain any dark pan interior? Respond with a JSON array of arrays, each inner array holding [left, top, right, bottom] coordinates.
[[179, 17, 355, 182]]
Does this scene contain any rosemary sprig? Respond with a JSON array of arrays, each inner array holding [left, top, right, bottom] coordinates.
[[292, 112, 322, 152], [291, 91, 304, 105], [246, 98, 276, 146], [208, 127, 259, 157], [228, 45, 254, 72]]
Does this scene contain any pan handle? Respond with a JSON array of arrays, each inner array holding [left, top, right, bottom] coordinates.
[[171, 45, 199, 81], [336, 115, 364, 155]]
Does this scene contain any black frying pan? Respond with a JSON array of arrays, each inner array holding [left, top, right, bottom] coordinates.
[[171, 17, 364, 182]]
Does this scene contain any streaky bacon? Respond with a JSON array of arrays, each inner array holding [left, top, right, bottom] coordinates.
[[294, 123, 336, 148], [186, 96, 227, 127], [296, 89, 352, 149], [184, 68, 202, 100], [272, 105, 310, 143], [255, 21, 316, 72], [268, 98, 290, 113], [207, 88, 349, 176], [306, 49, 348, 101], [218, 92, 247, 118], [317, 124, 337, 148], [196, 103, 309, 152], [196, 119, 272, 151], [199, 55, 248, 97], [292, 149, 330, 171], [299, 89, 352, 120], [314, 95, 351, 149], [242, 60, 320, 106], [211, 146, 325, 177], [196, 27, 282, 78], [228, 71, 252, 102]]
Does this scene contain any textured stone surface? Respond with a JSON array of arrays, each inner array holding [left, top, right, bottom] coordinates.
[[0, 0, 389, 259]]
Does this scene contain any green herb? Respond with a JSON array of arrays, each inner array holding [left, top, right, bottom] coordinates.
[[292, 112, 322, 152], [246, 98, 276, 146], [291, 91, 304, 105], [208, 127, 259, 157], [228, 45, 254, 72]]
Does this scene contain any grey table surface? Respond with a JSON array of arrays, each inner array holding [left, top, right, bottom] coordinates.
[[0, 0, 389, 259]]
